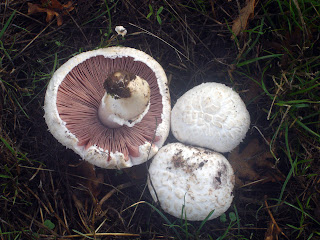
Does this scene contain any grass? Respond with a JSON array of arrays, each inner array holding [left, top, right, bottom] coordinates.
[[0, 0, 319, 239], [232, 0, 320, 239]]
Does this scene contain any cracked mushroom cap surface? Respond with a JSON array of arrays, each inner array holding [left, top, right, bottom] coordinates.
[[44, 47, 170, 169], [147, 142, 235, 221], [171, 82, 250, 153]]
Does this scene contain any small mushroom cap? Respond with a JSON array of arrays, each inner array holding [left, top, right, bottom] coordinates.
[[115, 26, 127, 36], [147, 142, 235, 221], [171, 82, 250, 153]]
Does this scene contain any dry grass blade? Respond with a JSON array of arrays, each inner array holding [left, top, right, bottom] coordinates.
[[13, 21, 53, 60], [98, 182, 133, 207], [264, 198, 289, 240], [19, 211, 60, 237], [129, 22, 189, 61]]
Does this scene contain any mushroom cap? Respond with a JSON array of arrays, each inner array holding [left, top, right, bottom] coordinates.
[[44, 47, 170, 169], [171, 82, 250, 153], [147, 142, 235, 221]]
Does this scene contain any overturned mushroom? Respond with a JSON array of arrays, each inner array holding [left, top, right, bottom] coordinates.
[[171, 82, 250, 153], [44, 47, 171, 169], [147, 142, 235, 221]]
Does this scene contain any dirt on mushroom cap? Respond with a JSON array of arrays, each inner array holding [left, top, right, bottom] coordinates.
[[148, 142, 235, 221]]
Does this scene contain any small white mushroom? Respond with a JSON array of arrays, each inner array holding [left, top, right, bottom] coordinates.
[[171, 82, 250, 153], [147, 142, 235, 221], [115, 26, 127, 37]]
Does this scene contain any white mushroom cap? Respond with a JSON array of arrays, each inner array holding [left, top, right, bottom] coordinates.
[[44, 47, 171, 169], [115, 26, 127, 37], [171, 82, 250, 153], [147, 142, 235, 221]]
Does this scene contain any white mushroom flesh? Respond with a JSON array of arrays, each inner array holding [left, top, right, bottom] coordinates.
[[147, 142, 235, 221]]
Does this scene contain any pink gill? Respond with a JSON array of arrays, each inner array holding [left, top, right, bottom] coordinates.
[[56, 56, 163, 161]]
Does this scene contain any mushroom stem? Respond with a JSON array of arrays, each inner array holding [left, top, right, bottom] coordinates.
[[98, 71, 151, 128]]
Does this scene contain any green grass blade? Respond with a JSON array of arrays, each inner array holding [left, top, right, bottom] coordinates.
[[233, 205, 241, 234], [276, 155, 297, 209], [0, 174, 11, 179], [288, 83, 320, 96], [196, 209, 214, 235], [291, 114, 320, 139], [283, 201, 320, 226], [13, 94, 30, 119], [237, 54, 283, 67], [241, 17, 265, 59], [72, 230, 94, 239], [0, 136, 16, 155], [0, 10, 16, 40]]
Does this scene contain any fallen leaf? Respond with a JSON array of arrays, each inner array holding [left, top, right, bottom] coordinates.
[[27, 0, 74, 26], [231, 0, 256, 39], [72, 161, 104, 199], [123, 163, 148, 179], [229, 138, 285, 186], [242, 79, 263, 103]]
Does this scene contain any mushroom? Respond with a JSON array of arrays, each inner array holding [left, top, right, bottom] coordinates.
[[147, 142, 235, 221], [115, 26, 127, 37], [171, 82, 250, 153], [44, 47, 171, 169]]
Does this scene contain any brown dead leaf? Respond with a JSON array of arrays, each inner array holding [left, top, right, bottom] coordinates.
[[73, 161, 104, 199], [231, 0, 256, 39], [28, 0, 74, 26], [123, 163, 148, 179], [242, 79, 263, 103], [229, 138, 285, 187]]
